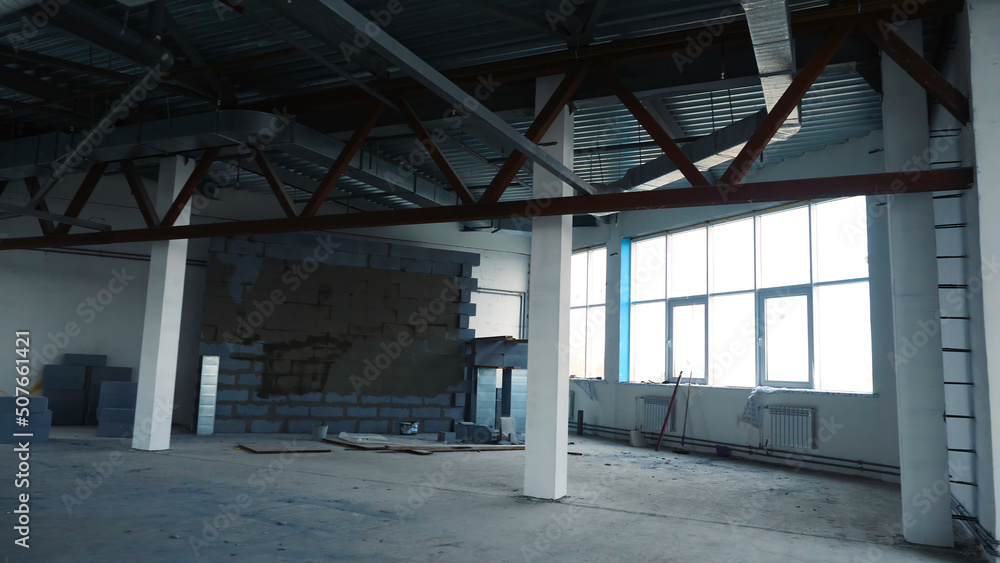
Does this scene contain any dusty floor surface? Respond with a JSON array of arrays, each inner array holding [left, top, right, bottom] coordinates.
[[0, 428, 984, 562]]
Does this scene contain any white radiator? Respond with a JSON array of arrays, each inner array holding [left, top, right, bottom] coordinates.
[[642, 396, 673, 433], [767, 406, 815, 450]]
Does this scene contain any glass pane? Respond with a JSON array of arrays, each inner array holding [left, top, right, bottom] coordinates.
[[814, 197, 869, 282], [586, 306, 606, 379], [569, 308, 587, 378], [710, 219, 755, 293], [632, 237, 666, 301], [815, 283, 873, 393], [671, 303, 706, 381], [571, 252, 588, 307], [588, 248, 607, 306], [759, 207, 811, 288], [709, 293, 756, 387], [631, 302, 665, 383], [668, 228, 707, 297], [764, 294, 810, 383]]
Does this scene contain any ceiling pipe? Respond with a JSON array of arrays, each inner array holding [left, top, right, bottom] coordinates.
[[0, 0, 35, 17], [741, 0, 800, 139], [595, 0, 802, 200]]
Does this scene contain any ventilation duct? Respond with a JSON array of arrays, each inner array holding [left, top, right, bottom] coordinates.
[[0, 0, 38, 17], [742, 0, 800, 140]]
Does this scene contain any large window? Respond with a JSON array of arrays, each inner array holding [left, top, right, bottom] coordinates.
[[629, 197, 872, 392], [570, 247, 606, 379]]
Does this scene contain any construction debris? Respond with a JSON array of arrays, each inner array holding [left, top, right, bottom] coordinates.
[[238, 443, 332, 454]]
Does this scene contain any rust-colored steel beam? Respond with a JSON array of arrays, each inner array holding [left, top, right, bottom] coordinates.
[[0, 168, 972, 251], [596, 62, 710, 188], [718, 22, 853, 189], [24, 177, 54, 236], [121, 159, 160, 228], [160, 147, 221, 228], [862, 20, 969, 126], [53, 162, 108, 235], [300, 102, 385, 217], [394, 96, 475, 204], [479, 63, 589, 204], [265, 0, 962, 113], [251, 144, 297, 217]]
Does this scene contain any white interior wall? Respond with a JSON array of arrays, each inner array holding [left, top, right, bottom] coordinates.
[[571, 132, 904, 476], [0, 173, 530, 428]]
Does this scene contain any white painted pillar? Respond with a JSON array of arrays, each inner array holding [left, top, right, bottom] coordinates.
[[967, 0, 1000, 543], [523, 75, 573, 500], [884, 22, 953, 547], [132, 155, 195, 451]]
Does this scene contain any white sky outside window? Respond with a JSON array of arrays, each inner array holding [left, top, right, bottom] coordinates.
[[764, 295, 810, 383], [814, 197, 869, 282], [759, 207, 811, 288], [569, 308, 587, 378], [668, 228, 707, 297], [632, 301, 665, 382], [671, 303, 705, 381], [571, 252, 588, 307], [710, 219, 755, 293], [815, 282, 873, 392], [588, 248, 607, 306], [709, 293, 756, 387], [632, 237, 666, 302], [587, 306, 606, 379]]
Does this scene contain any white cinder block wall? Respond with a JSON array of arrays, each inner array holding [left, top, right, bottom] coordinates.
[[0, 172, 531, 430]]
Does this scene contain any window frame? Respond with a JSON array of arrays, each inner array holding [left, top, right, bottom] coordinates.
[[627, 197, 873, 393], [666, 295, 708, 384], [756, 285, 814, 389], [570, 246, 607, 379]]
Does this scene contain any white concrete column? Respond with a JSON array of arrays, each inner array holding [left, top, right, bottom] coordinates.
[[968, 0, 1000, 542], [523, 75, 573, 500], [132, 155, 195, 451], [884, 22, 953, 547]]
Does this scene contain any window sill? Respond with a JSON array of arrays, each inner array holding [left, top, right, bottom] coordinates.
[[617, 381, 876, 397]]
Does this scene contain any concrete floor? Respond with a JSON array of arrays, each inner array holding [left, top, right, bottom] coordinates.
[[0, 428, 984, 562]]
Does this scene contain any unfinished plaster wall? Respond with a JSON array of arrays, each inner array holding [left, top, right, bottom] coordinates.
[[199, 233, 479, 434]]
